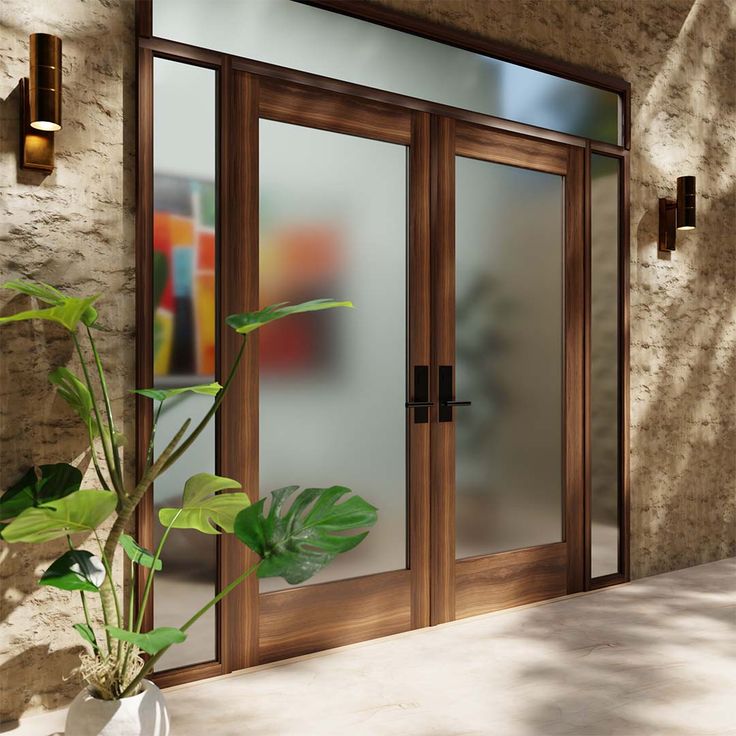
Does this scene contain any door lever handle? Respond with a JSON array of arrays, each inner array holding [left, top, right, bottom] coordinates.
[[407, 366, 431, 423], [438, 366, 471, 422]]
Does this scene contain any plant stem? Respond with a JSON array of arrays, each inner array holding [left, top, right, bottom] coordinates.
[[134, 510, 181, 634], [119, 559, 136, 686], [71, 333, 122, 496], [95, 532, 122, 628], [95, 531, 122, 660], [79, 591, 100, 654], [99, 418, 191, 624], [86, 419, 111, 492], [160, 338, 247, 474], [120, 560, 261, 698], [145, 401, 163, 470], [86, 326, 124, 497]]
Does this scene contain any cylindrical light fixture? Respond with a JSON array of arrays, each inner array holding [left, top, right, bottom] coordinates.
[[29, 33, 62, 132], [676, 175, 696, 231]]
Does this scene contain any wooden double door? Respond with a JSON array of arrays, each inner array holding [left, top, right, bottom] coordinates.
[[219, 71, 584, 666]]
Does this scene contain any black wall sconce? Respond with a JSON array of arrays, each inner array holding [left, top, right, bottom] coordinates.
[[659, 176, 696, 252], [19, 33, 62, 173]]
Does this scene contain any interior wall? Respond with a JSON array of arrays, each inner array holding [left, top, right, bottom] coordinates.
[[0, 0, 734, 723], [373, 0, 736, 579], [0, 0, 135, 723]]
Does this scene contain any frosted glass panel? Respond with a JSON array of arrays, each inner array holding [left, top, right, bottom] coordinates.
[[154, 0, 620, 144], [455, 157, 563, 559], [590, 154, 620, 578], [152, 59, 217, 669], [259, 121, 407, 592]]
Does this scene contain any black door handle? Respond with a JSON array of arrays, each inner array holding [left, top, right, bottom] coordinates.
[[407, 366, 431, 423], [438, 365, 471, 422]]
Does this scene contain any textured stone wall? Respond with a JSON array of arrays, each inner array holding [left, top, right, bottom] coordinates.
[[373, 0, 736, 577], [0, 0, 734, 724], [0, 0, 135, 724]]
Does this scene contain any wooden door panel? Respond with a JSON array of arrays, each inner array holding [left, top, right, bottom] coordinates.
[[436, 119, 585, 622], [259, 570, 412, 662], [455, 543, 567, 619], [243, 74, 431, 664]]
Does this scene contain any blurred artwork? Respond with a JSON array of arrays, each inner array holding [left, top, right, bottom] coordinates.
[[153, 175, 216, 379], [259, 205, 344, 377], [153, 174, 345, 381]]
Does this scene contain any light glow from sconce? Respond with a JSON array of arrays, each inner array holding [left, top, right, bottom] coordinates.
[[30, 120, 61, 132]]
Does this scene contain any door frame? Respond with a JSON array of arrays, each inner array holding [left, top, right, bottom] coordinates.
[[135, 0, 630, 690]]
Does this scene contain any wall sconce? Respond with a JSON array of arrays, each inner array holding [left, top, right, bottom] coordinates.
[[659, 176, 696, 252], [19, 33, 62, 173]]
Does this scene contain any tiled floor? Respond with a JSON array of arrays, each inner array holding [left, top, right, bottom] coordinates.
[[11, 558, 736, 735]]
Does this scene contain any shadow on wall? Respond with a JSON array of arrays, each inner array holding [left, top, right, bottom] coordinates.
[[0, 298, 96, 725], [629, 0, 736, 578]]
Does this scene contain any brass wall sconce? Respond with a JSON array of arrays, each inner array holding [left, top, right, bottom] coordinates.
[[659, 176, 696, 252], [19, 33, 62, 173]]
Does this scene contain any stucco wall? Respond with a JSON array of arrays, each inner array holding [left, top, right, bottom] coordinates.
[[0, 0, 734, 723], [0, 0, 135, 723]]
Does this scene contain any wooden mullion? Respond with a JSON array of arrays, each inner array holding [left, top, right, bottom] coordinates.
[[565, 145, 586, 595], [408, 111, 432, 629], [135, 43, 155, 638], [219, 68, 260, 672], [429, 115, 456, 625]]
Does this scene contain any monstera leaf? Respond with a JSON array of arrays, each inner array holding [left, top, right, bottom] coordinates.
[[2, 280, 98, 327], [132, 382, 223, 403], [158, 473, 250, 534], [39, 549, 106, 592], [0, 463, 82, 521], [120, 533, 162, 570], [1, 489, 117, 543], [106, 626, 186, 655], [225, 299, 352, 335], [234, 486, 377, 585]]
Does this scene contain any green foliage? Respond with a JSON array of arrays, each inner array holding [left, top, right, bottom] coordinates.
[[132, 382, 223, 403], [1, 282, 372, 699], [49, 367, 95, 430], [0, 290, 99, 332], [73, 623, 99, 651], [39, 550, 106, 592], [120, 533, 162, 570], [234, 486, 377, 584], [225, 299, 352, 335], [3, 279, 98, 327], [106, 626, 186, 655], [0, 463, 82, 521], [1, 490, 117, 543], [158, 473, 250, 534]]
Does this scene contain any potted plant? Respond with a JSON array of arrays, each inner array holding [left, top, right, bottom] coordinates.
[[0, 280, 376, 736]]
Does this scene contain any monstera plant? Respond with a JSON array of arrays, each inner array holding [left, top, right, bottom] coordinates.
[[0, 280, 375, 733]]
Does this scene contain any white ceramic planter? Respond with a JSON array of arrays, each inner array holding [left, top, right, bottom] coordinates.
[[65, 679, 169, 736]]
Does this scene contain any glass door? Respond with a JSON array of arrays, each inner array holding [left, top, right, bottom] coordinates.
[[430, 120, 585, 622], [230, 73, 432, 662]]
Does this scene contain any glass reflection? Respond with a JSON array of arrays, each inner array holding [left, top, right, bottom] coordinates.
[[258, 120, 407, 593], [154, 0, 620, 144], [455, 157, 564, 559], [590, 154, 620, 578], [152, 59, 217, 670]]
